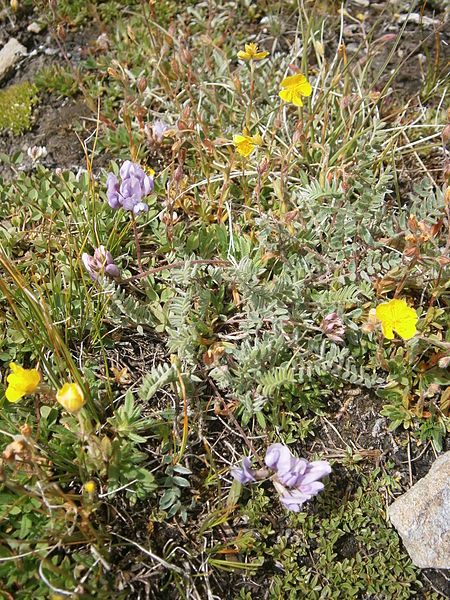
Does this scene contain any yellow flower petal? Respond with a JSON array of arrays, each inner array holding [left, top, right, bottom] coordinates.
[[280, 73, 312, 93], [238, 50, 250, 60], [5, 385, 26, 403], [237, 142, 255, 157], [233, 134, 257, 157], [279, 88, 294, 103], [380, 321, 395, 340], [375, 302, 394, 323], [394, 318, 418, 340], [291, 91, 305, 107], [84, 480, 96, 494]]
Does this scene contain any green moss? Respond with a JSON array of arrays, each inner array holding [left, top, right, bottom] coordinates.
[[234, 470, 440, 599], [0, 82, 39, 135]]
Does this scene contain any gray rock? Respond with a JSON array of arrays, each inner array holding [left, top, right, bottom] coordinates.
[[0, 38, 27, 82], [388, 452, 450, 569]]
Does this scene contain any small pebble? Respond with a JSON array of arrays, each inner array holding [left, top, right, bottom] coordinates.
[[27, 21, 44, 34]]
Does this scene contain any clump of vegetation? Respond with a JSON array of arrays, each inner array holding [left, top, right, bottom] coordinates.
[[0, 0, 448, 597], [35, 65, 78, 97], [0, 82, 38, 135], [232, 470, 426, 599]]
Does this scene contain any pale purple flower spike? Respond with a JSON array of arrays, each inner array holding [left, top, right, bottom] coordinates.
[[82, 246, 120, 281], [231, 457, 256, 484], [106, 160, 154, 215]]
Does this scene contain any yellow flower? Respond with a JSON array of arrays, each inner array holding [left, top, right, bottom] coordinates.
[[375, 299, 418, 340], [5, 363, 40, 403], [233, 133, 263, 157], [237, 43, 269, 61], [279, 73, 312, 107], [84, 480, 96, 494], [56, 382, 85, 413]]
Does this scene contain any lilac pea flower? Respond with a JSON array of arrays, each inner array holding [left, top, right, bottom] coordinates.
[[279, 477, 328, 512], [265, 443, 307, 487], [82, 245, 120, 281], [106, 173, 121, 209], [266, 443, 332, 512], [93, 246, 121, 278], [152, 119, 169, 143], [106, 160, 153, 214], [81, 254, 98, 280], [279, 484, 324, 512], [231, 457, 256, 484], [300, 461, 332, 487]]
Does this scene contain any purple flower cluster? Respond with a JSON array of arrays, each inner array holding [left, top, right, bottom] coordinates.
[[106, 160, 154, 215], [232, 443, 331, 512], [82, 246, 120, 281]]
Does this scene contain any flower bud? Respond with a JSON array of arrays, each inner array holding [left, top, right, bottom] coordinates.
[[173, 164, 184, 185], [56, 383, 85, 413], [180, 46, 192, 64], [320, 312, 345, 342], [232, 75, 242, 93], [438, 356, 450, 369], [20, 424, 32, 437], [257, 156, 269, 176], [82, 246, 120, 280], [361, 308, 378, 334], [137, 76, 147, 93], [442, 124, 450, 144]]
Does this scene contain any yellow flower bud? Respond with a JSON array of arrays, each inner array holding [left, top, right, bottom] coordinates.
[[56, 383, 85, 413]]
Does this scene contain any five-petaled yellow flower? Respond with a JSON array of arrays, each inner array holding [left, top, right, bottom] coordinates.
[[279, 73, 312, 107], [5, 362, 40, 403], [375, 299, 418, 340], [233, 133, 263, 157], [56, 382, 85, 413], [238, 43, 269, 61]]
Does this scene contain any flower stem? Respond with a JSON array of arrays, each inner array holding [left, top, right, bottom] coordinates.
[[121, 259, 230, 283], [130, 213, 143, 273]]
